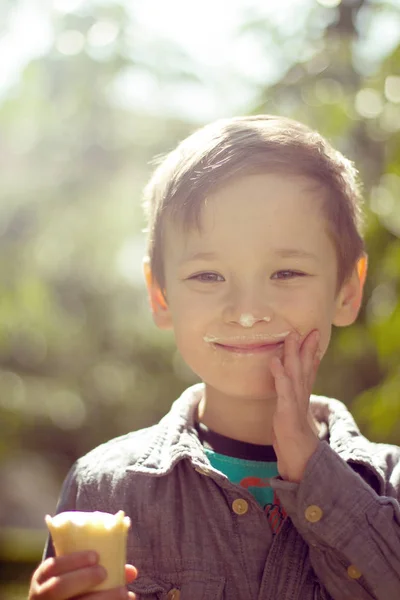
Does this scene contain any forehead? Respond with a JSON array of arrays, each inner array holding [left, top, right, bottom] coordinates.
[[164, 173, 334, 257]]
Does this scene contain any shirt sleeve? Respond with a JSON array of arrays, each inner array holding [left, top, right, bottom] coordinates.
[[271, 440, 400, 600]]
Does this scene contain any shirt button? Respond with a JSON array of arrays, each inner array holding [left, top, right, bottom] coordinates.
[[347, 564, 362, 579], [305, 505, 323, 523], [167, 589, 180, 600], [232, 498, 249, 515]]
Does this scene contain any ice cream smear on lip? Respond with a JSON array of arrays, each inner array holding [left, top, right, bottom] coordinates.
[[45, 510, 130, 591], [203, 331, 290, 343]]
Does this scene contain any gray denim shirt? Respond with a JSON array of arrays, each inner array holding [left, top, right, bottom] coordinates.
[[44, 384, 400, 600]]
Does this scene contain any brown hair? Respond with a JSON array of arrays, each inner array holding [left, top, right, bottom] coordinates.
[[143, 115, 365, 291]]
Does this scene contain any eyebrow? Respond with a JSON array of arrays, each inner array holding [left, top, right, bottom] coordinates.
[[182, 251, 218, 263], [181, 248, 317, 263], [273, 248, 318, 260]]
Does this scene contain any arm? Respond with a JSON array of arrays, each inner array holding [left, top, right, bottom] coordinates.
[[272, 441, 400, 599], [269, 331, 400, 599]]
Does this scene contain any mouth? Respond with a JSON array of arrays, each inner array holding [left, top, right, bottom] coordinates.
[[204, 331, 290, 354], [214, 341, 285, 354]]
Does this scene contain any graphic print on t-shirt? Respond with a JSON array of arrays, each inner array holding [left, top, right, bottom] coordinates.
[[239, 475, 287, 535]]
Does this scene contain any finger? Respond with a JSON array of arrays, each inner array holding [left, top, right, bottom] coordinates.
[[39, 564, 106, 600], [270, 355, 286, 382], [36, 552, 98, 585], [304, 330, 322, 394], [283, 331, 303, 400], [74, 585, 134, 600], [270, 357, 296, 410], [125, 564, 138, 583], [308, 351, 321, 391], [300, 330, 320, 387]]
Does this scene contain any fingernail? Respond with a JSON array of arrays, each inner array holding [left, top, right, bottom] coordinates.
[[87, 551, 98, 565], [95, 565, 107, 579]]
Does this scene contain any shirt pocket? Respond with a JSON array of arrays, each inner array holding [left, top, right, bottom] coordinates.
[[128, 575, 165, 599], [128, 569, 225, 600]]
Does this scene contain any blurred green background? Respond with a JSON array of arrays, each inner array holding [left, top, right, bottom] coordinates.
[[1, 0, 400, 597]]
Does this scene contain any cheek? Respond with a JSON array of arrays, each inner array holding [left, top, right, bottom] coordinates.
[[167, 293, 209, 342], [169, 286, 216, 318], [284, 290, 335, 348]]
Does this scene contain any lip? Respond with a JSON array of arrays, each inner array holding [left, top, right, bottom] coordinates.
[[214, 341, 285, 354], [204, 331, 290, 354], [204, 331, 290, 345]]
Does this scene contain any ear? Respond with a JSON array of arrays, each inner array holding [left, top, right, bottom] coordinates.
[[143, 257, 173, 330], [333, 254, 368, 327]]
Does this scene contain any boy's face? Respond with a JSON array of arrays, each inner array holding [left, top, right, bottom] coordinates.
[[147, 173, 364, 401]]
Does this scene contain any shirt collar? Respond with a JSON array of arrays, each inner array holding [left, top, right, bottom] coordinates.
[[125, 383, 209, 476], [126, 384, 386, 493], [309, 394, 386, 494]]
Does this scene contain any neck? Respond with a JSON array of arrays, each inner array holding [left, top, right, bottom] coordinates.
[[197, 385, 278, 445]]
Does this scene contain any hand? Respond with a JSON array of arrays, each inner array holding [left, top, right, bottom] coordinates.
[[270, 329, 321, 483], [29, 550, 137, 600]]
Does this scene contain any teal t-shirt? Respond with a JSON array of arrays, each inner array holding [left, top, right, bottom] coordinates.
[[205, 449, 279, 508]]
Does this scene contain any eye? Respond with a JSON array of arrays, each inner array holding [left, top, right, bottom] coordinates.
[[188, 272, 225, 283], [272, 270, 306, 280]]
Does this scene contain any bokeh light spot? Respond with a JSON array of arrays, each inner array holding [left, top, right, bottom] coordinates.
[[314, 78, 343, 104], [53, 0, 86, 13], [0, 371, 26, 411], [56, 30, 85, 56], [355, 88, 383, 119], [87, 21, 119, 48], [384, 76, 400, 104], [47, 390, 86, 430], [317, 0, 341, 7], [380, 102, 400, 132], [367, 283, 397, 322]]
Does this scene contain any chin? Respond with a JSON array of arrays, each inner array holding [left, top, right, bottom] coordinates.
[[186, 355, 278, 400], [204, 374, 277, 402]]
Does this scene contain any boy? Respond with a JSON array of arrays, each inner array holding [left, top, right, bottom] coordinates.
[[29, 116, 400, 600]]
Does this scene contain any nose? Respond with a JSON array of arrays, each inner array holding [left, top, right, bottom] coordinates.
[[222, 285, 274, 327]]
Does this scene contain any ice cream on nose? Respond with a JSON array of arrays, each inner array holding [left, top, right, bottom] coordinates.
[[45, 510, 131, 591], [239, 313, 271, 327]]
